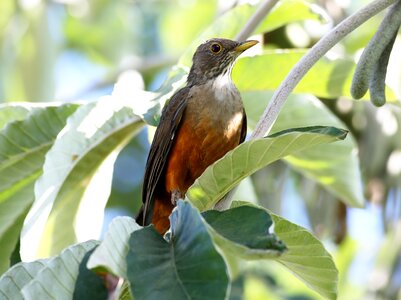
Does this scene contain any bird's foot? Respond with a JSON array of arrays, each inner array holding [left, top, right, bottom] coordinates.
[[171, 190, 183, 206]]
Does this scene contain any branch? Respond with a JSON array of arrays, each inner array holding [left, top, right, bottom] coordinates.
[[235, 0, 280, 41], [250, 0, 398, 139]]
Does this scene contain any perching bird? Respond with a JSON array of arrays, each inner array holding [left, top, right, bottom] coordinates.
[[137, 38, 258, 234]]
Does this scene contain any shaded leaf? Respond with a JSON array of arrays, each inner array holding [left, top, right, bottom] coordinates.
[[21, 97, 144, 260], [202, 206, 286, 259], [126, 200, 229, 300], [87, 217, 141, 278], [73, 247, 107, 300], [0, 104, 79, 274], [244, 92, 364, 207], [186, 126, 347, 211]]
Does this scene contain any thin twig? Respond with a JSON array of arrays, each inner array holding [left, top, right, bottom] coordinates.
[[235, 0, 280, 41], [250, 0, 397, 139]]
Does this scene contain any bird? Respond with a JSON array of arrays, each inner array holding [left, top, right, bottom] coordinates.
[[137, 38, 258, 234]]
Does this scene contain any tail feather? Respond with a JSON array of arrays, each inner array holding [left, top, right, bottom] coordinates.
[[136, 197, 174, 235]]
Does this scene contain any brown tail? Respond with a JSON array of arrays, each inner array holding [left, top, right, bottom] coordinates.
[[136, 197, 174, 235]]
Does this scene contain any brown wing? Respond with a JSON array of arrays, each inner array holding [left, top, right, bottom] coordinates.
[[138, 87, 191, 226], [239, 107, 247, 143]]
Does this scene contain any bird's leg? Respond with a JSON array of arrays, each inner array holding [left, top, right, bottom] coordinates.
[[171, 189, 183, 206]]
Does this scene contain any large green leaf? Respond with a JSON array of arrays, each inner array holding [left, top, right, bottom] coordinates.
[[231, 201, 338, 300], [186, 126, 347, 211], [0, 259, 48, 299], [21, 97, 144, 260], [244, 92, 364, 207], [202, 206, 286, 260], [87, 216, 141, 278], [271, 212, 338, 300], [0, 104, 79, 274], [255, 0, 329, 34], [0, 105, 31, 130], [0, 241, 98, 300], [21, 241, 99, 300], [126, 200, 229, 300], [233, 50, 397, 101]]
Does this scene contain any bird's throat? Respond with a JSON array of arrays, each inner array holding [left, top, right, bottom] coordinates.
[[208, 73, 238, 102]]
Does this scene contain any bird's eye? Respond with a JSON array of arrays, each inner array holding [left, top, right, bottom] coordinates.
[[210, 43, 222, 54]]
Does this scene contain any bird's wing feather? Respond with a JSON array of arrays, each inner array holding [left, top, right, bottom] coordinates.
[[240, 108, 247, 143], [140, 87, 191, 225]]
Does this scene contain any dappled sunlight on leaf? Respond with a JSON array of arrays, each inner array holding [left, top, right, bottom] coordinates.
[[285, 156, 331, 169]]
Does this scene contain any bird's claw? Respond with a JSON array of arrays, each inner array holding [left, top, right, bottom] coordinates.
[[171, 190, 183, 206]]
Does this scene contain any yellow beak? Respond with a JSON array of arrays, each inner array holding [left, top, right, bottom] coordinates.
[[234, 40, 259, 52]]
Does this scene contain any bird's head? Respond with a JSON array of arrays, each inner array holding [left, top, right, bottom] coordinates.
[[187, 38, 258, 86]]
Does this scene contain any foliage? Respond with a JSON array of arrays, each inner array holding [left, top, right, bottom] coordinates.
[[0, 0, 401, 299]]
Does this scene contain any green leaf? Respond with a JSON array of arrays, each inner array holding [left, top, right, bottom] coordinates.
[[186, 126, 347, 211], [255, 0, 329, 34], [21, 97, 144, 260], [202, 206, 286, 259], [233, 50, 397, 101], [73, 247, 107, 300], [244, 92, 364, 207], [0, 241, 98, 300], [0, 104, 31, 130], [0, 259, 48, 299], [126, 200, 229, 300], [87, 216, 141, 278], [271, 212, 338, 300], [0, 104, 79, 274], [21, 241, 99, 300], [231, 201, 338, 299]]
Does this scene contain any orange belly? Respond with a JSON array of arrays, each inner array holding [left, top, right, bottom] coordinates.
[[165, 115, 242, 199]]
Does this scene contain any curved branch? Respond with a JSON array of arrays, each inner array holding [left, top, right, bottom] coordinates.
[[250, 0, 397, 139]]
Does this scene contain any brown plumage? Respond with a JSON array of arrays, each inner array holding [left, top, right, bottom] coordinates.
[[137, 38, 258, 234]]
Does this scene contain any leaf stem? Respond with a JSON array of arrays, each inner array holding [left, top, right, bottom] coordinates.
[[250, 0, 398, 139]]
